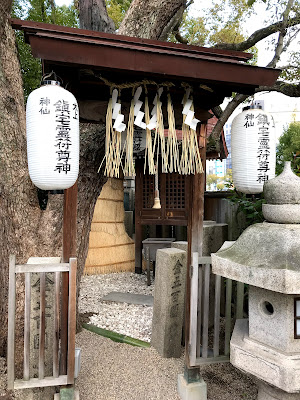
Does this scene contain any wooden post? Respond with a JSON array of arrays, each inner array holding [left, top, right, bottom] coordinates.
[[184, 123, 207, 380], [60, 182, 78, 375], [135, 165, 143, 273]]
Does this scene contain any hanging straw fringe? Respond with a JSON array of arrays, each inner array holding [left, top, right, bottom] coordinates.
[[99, 79, 204, 178], [180, 91, 204, 175], [101, 92, 124, 178], [154, 93, 168, 173], [123, 96, 135, 177], [166, 92, 180, 173], [144, 88, 156, 175]]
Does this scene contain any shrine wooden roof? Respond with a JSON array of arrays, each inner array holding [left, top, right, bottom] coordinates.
[[11, 19, 280, 159], [11, 19, 280, 106]]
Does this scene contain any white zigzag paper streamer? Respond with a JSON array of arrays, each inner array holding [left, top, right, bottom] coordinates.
[[182, 91, 200, 131], [147, 87, 163, 130], [111, 88, 126, 132], [133, 86, 146, 130]]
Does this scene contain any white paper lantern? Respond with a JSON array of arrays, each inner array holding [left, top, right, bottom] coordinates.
[[26, 80, 79, 190], [231, 107, 276, 194]]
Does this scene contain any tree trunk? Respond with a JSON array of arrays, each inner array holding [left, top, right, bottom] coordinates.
[[0, 1, 108, 360], [118, 0, 187, 40], [79, 0, 115, 32], [0, 0, 65, 359], [0, 0, 191, 361]]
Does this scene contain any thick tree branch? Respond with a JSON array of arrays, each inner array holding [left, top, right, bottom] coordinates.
[[159, 3, 186, 41], [211, 80, 300, 147], [211, 94, 249, 149], [214, 15, 300, 52], [257, 81, 300, 97], [79, 0, 115, 33], [171, 0, 193, 44], [267, 0, 294, 68], [118, 0, 187, 40]]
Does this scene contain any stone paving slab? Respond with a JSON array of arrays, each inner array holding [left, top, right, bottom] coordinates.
[[101, 291, 154, 306]]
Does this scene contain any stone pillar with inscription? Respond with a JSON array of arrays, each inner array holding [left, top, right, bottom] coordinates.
[[151, 248, 186, 358]]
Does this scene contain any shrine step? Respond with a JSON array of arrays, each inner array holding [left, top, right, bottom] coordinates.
[[101, 291, 153, 306]]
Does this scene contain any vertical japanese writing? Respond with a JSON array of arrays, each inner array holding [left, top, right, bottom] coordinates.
[[256, 113, 271, 183], [39, 97, 50, 115], [31, 274, 54, 378], [244, 112, 255, 128], [170, 260, 182, 318], [73, 103, 79, 120], [54, 100, 72, 174]]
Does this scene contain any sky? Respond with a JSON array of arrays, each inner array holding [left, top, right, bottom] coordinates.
[[54, 0, 300, 136], [54, 0, 72, 6]]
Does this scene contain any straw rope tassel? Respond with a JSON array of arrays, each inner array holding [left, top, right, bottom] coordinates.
[[180, 92, 203, 175], [104, 97, 114, 177], [144, 89, 156, 175], [156, 96, 167, 173], [189, 97, 203, 174], [124, 97, 135, 176], [166, 93, 180, 173]]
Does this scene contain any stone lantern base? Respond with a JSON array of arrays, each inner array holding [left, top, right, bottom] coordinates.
[[230, 320, 300, 394], [257, 381, 300, 400]]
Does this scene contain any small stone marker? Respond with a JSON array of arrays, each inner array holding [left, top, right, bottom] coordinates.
[[151, 248, 186, 358]]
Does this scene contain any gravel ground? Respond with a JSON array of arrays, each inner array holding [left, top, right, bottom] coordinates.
[[79, 272, 154, 342], [0, 271, 257, 400]]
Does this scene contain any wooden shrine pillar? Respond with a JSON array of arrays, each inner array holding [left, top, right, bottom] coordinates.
[[185, 123, 207, 379], [135, 166, 143, 274], [60, 182, 78, 375]]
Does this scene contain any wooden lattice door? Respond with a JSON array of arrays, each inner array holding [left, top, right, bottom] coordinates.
[[135, 159, 190, 272]]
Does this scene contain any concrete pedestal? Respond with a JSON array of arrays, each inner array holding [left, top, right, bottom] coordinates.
[[230, 319, 300, 393], [177, 374, 207, 400], [257, 382, 300, 400]]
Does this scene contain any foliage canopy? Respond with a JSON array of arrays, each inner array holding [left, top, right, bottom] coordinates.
[[276, 121, 300, 176]]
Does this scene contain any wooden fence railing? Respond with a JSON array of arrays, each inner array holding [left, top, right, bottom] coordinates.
[[7, 255, 77, 390], [189, 254, 246, 366]]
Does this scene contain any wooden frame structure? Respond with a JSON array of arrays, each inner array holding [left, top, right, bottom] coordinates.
[[135, 157, 190, 273], [189, 256, 246, 366], [10, 18, 280, 376], [7, 256, 77, 390]]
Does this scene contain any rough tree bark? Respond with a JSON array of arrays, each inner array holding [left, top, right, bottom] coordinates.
[[0, 0, 108, 359], [79, 0, 115, 32], [118, 0, 187, 39], [0, 0, 65, 359], [0, 0, 189, 360]]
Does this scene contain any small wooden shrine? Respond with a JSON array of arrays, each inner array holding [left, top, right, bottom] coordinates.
[[11, 17, 280, 380]]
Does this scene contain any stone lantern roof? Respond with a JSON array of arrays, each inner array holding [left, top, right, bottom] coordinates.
[[212, 162, 300, 294]]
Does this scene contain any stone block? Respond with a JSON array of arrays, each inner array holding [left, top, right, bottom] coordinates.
[[257, 382, 300, 400], [249, 286, 300, 354], [172, 241, 188, 253], [230, 319, 300, 393], [211, 222, 300, 294], [202, 222, 228, 256], [177, 374, 207, 400], [151, 248, 186, 358]]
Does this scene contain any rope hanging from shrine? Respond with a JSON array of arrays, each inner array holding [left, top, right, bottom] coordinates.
[[98, 77, 204, 178]]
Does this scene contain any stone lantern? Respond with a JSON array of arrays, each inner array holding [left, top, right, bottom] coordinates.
[[212, 162, 300, 400]]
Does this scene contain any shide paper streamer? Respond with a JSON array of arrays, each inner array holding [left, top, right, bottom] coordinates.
[[99, 80, 204, 178]]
